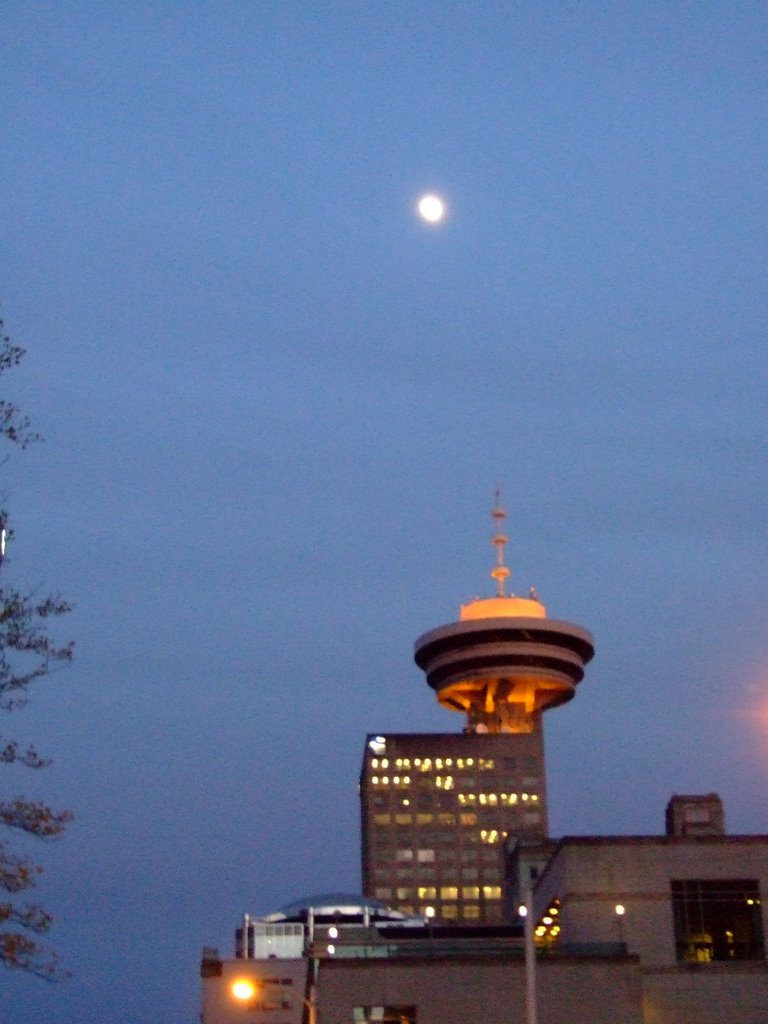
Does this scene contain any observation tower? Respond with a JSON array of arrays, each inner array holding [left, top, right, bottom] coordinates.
[[414, 495, 594, 734]]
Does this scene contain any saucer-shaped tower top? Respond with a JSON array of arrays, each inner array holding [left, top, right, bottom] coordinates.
[[413, 496, 594, 734]]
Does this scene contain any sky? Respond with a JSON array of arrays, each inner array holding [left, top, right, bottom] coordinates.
[[1, 2, 767, 1020]]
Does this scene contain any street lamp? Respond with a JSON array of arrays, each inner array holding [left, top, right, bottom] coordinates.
[[615, 904, 626, 946], [231, 979, 258, 1002], [519, 894, 537, 1024]]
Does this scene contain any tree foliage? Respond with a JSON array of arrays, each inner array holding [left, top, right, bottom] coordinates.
[[0, 317, 72, 978]]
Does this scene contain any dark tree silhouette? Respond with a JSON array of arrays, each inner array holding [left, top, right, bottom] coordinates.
[[0, 317, 72, 977]]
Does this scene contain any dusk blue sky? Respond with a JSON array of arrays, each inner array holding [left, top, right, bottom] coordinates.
[[2, 3, 767, 1021]]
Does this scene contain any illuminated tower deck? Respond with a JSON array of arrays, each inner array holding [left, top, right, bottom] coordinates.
[[414, 500, 594, 735], [361, 497, 594, 924]]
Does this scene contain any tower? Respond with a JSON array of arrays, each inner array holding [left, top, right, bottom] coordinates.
[[360, 496, 594, 924]]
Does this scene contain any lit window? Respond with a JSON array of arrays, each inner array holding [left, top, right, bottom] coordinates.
[[382, 777, 389, 785], [353, 1006, 415, 1024], [418, 887, 437, 899], [440, 886, 458, 900], [394, 776, 400, 785], [442, 904, 458, 919], [396, 887, 411, 900], [395, 849, 413, 862], [372, 777, 379, 785], [466, 758, 474, 766], [483, 886, 502, 900], [438, 813, 455, 825], [435, 758, 443, 769], [381, 759, 389, 768], [446, 758, 453, 767], [417, 849, 435, 863], [416, 813, 433, 825], [460, 813, 477, 826], [462, 886, 480, 899], [372, 759, 379, 769], [374, 814, 391, 825], [672, 879, 765, 962], [463, 905, 480, 920], [374, 887, 392, 900], [395, 813, 412, 825]]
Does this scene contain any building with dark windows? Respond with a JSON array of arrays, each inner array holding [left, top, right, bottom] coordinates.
[[360, 497, 594, 923]]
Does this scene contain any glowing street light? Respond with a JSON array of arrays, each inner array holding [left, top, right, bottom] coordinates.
[[231, 978, 257, 1001]]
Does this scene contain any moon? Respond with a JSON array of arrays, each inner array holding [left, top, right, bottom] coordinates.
[[417, 194, 445, 223]]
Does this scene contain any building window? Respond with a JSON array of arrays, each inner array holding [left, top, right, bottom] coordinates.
[[671, 880, 765, 963], [353, 1006, 416, 1024], [395, 849, 413, 862], [416, 849, 435, 863], [440, 886, 458, 900], [375, 888, 392, 900], [462, 905, 480, 919]]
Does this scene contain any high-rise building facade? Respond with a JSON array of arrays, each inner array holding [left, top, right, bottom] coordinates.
[[360, 498, 594, 923]]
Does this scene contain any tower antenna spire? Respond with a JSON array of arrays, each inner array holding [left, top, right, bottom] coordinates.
[[490, 487, 511, 597]]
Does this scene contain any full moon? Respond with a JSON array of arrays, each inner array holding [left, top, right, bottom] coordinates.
[[417, 194, 445, 223]]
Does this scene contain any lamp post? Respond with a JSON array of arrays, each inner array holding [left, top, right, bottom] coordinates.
[[518, 891, 537, 1024], [615, 904, 626, 948]]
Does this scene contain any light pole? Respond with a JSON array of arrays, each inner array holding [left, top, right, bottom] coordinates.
[[615, 904, 626, 948], [519, 890, 537, 1024]]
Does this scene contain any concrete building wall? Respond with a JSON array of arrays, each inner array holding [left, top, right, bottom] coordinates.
[[641, 964, 768, 1024], [316, 955, 643, 1024]]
